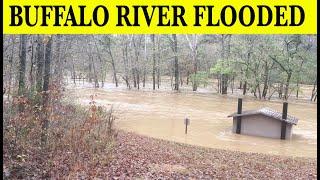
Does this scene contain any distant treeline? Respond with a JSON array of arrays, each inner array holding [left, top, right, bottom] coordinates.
[[3, 34, 317, 101]]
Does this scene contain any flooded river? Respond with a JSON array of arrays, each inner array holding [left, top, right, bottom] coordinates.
[[68, 86, 317, 158]]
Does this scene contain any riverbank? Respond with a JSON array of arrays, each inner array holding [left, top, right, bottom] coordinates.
[[95, 131, 316, 179]]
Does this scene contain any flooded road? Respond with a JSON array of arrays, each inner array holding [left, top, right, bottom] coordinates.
[[68, 86, 317, 158]]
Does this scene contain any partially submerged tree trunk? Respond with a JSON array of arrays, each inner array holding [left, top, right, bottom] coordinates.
[[101, 35, 118, 87], [221, 74, 228, 94], [243, 81, 247, 95], [108, 46, 118, 87], [311, 77, 317, 101], [143, 35, 147, 88], [132, 35, 143, 90], [121, 36, 131, 89], [94, 39, 106, 87], [172, 34, 179, 91], [218, 35, 232, 94], [231, 75, 234, 94], [185, 35, 200, 91], [180, 71, 183, 86], [278, 82, 283, 99], [186, 71, 189, 85]]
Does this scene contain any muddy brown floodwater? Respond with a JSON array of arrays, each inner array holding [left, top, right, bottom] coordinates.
[[68, 86, 317, 158]]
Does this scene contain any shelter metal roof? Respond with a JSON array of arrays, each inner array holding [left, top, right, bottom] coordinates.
[[227, 107, 298, 125]]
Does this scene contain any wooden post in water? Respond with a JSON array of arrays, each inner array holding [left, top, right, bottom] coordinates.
[[236, 98, 242, 134], [185, 123, 188, 134], [281, 102, 288, 140], [184, 117, 190, 134]]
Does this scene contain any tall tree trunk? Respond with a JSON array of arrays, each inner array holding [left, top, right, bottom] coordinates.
[[55, 35, 62, 84], [122, 38, 130, 89], [172, 34, 179, 91], [221, 74, 228, 94], [71, 62, 76, 85], [94, 40, 105, 87], [253, 87, 257, 98], [151, 34, 156, 90], [18, 35, 27, 112], [132, 36, 142, 89], [133, 69, 137, 88], [231, 75, 234, 94], [143, 69, 146, 88], [88, 62, 93, 83], [217, 75, 220, 93], [157, 35, 161, 89], [180, 71, 183, 86], [311, 77, 317, 101], [192, 54, 198, 91], [137, 69, 140, 90], [284, 72, 292, 100], [41, 36, 53, 145], [243, 81, 247, 95], [296, 81, 299, 99], [185, 35, 199, 91], [36, 36, 45, 94], [186, 71, 189, 85], [7, 35, 15, 101], [29, 36, 35, 89], [18, 35, 27, 96], [90, 55, 99, 88], [108, 46, 118, 87], [143, 35, 147, 88], [257, 82, 261, 99], [170, 68, 173, 89], [296, 60, 304, 99], [279, 82, 283, 99], [262, 62, 269, 99]]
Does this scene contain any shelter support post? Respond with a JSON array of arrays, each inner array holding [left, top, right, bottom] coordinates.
[[281, 102, 288, 140], [236, 98, 242, 134]]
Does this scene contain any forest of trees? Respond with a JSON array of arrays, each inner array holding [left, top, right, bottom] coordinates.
[[3, 34, 317, 102]]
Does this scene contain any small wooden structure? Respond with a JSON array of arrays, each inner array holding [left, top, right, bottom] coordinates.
[[228, 99, 298, 139]]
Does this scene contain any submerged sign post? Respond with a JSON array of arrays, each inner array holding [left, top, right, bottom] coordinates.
[[184, 117, 190, 134]]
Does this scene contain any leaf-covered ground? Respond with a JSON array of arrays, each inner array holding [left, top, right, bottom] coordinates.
[[89, 131, 317, 179]]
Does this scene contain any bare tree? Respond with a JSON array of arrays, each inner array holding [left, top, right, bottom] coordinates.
[[41, 35, 53, 144], [185, 34, 199, 91], [151, 34, 156, 90], [169, 34, 179, 91]]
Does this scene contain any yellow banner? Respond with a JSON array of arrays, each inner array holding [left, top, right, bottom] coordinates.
[[3, 0, 317, 34]]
